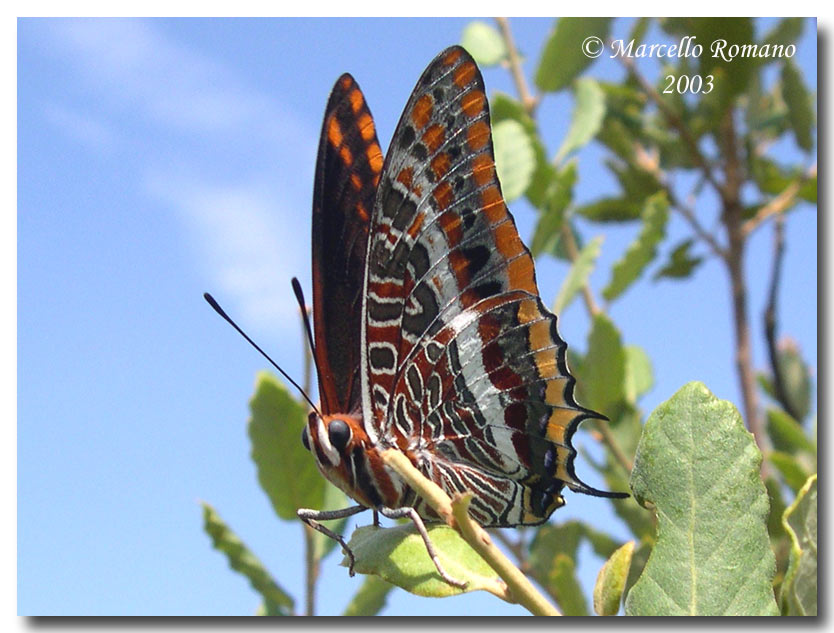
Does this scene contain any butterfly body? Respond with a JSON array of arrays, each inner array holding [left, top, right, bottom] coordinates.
[[300, 45, 625, 546]]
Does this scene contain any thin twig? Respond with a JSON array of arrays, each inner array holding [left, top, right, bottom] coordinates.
[[719, 108, 763, 446], [764, 213, 798, 422], [303, 524, 319, 616], [631, 107, 727, 260], [495, 17, 538, 115], [618, 54, 724, 197], [594, 420, 634, 474], [380, 449, 560, 616], [743, 163, 817, 237], [298, 304, 318, 616], [560, 223, 601, 316], [671, 194, 727, 261]]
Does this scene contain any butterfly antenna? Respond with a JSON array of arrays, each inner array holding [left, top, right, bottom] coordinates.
[[290, 278, 331, 412], [203, 292, 321, 415]]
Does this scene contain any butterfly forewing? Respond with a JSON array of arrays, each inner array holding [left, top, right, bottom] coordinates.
[[312, 74, 384, 415]]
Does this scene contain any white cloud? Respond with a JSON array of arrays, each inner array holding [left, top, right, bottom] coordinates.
[[146, 171, 310, 341], [43, 18, 310, 143], [36, 18, 319, 341]]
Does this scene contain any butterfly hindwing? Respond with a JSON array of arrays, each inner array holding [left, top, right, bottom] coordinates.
[[396, 291, 612, 525], [312, 74, 384, 415]]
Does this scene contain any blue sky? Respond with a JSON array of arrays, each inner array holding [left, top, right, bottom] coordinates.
[[17, 17, 816, 616]]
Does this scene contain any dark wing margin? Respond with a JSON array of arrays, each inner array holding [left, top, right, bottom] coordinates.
[[312, 73, 384, 415]]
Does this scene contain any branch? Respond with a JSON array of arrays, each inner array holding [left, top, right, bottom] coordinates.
[[299, 304, 318, 615], [743, 163, 817, 237], [302, 524, 319, 616], [560, 222, 601, 316], [633, 140, 727, 260], [719, 110, 764, 449], [763, 214, 801, 422], [618, 54, 724, 198], [380, 449, 561, 616], [495, 17, 539, 115], [671, 193, 728, 260], [593, 420, 634, 474]]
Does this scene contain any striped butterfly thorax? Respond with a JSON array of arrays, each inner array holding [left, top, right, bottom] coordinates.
[[298, 45, 627, 585]]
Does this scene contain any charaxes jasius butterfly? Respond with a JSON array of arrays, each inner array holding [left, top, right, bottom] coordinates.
[[291, 45, 627, 587]]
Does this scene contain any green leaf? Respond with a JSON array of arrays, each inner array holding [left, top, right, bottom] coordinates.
[[548, 554, 587, 616], [493, 119, 536, 202], [762, 17, 805, 50], [653, 239, 704, 281], [780, 474, 817, 615], [625, 382, 779, 616], [773, 338, 813, 423], [529, 522, 591, 615], [529, 521, 622, 615], [461, 21, 508, 67], [750, 156, 817, 203], [596, 116, 640, 165], [602, 192, 669, 302], [608, 160, 663, 201], [624, 345, 654, 404], [757, 371, 777, 400], [622, 538, 651, 601], [660, 18, 755, 107], [489, 92, 554, 209], [490, 92, 533, 129], [529, 522, 582, 570], [249, 372, 324, 519], [555, 78, 606, 162], [535, 17, 612, 92], [576, 314, 626, 418], [745, 74, 790, 139], [530, 162, 577, 257], [766, 408, 816, 456], [580, 523, 622, 559], [575, 196, 643, 223], [202, 503, 294, 616], [594, 541, 634, 616], [553, 235, 603, 314], [781, 59, 815, 151], [343, 575, 394, 616], [345, 524, 498, 598], [628, 17, 651, 46], [765, 477, 788, 545], [768, 451, 813, 492]]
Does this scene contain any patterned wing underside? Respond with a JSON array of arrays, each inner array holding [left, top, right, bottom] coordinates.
[[362, 46, 538, 429], [361, 46, 610, 525], [397, 292, 602, 526], [313, 74, 384, 415]]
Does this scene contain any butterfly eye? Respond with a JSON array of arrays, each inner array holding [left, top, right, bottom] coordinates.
[[328, 419, 351, 451], [301, 426, 310, 451]]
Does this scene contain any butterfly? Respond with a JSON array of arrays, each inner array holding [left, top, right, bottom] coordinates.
[[297, 45, 627, 586]]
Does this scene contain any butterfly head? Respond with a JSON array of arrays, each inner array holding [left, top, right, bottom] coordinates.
[[302, 410, 368, 476]]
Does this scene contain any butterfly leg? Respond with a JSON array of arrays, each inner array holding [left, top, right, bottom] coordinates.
[[373, 509, 380, 527], [379, 507, 468, 589], [297, 505, 367, 576]]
